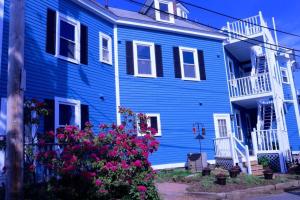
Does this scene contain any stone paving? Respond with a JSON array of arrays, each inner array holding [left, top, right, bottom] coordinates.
[[248, 190, 300, 200]]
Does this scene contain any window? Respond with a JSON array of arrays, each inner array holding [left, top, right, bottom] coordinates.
[[235, 112, 243, 142], [137, 114, 162, 136], [179, 47, 200, 81], [281, 68, 289, 84], [99, 33, 112, 64], [227, 57, 235, 80], [154, 0, 175, 23], [56, 13, 80, 63], [55, 97, 81, 131], [133, 41, 156, 78], [213, 114, 232, 138]]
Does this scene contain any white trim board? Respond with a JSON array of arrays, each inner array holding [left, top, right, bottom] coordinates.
[[152, 160, 217, 170], [113, 25, 121, 125]]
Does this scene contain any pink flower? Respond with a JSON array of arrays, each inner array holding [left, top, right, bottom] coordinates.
[[57, 134, 65, 140], [137, 185, 147, 192], [95, 179, 102, 186], [118, 125, 125, 131], [133, 160, 142, 168], [98, 133, 106, 140]]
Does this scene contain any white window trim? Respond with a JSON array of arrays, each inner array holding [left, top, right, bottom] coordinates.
[[54, 97, 81, 132], [133, 40, 157, 78], [234, 110, 244, 142], [213, 113, 232, 138], [227, 57, 235, 80], [154, 0, 175, 23], [137, 113, 162, 137], [55, 12, 81, 64], [281, 67, 290, 84], [99, 32, 112, 65], [179, 46, 200, 81]]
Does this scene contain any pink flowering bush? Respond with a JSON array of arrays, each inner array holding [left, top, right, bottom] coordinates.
[[34, 108, 160, 200]]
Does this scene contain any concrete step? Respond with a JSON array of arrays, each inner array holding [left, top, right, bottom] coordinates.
[[251, 165, 263, 171]]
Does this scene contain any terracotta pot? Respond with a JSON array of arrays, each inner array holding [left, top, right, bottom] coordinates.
[[229, 170, 239, 178], [263, 172, 273, 180], [202, 169, 211, 176], [216, 177, 227, 185]]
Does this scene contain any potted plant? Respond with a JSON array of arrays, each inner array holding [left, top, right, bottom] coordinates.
[[229, 165, 240, 178], [263, 168, 273, 180], [258, 156, 270, 169], [215, 173, 227, 185], [202, 167, 211, 176]]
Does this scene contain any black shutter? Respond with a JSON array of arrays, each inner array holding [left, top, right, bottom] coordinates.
[[80, 24, 88, 65], [198, 50, 206, 80], [44, 99, 55, 132], [173, 47, 181, 78], [46, 9, 57, 55], [155, 45, 163, 77], [126, 41, 134, 75], [81, 104, 89, 129]]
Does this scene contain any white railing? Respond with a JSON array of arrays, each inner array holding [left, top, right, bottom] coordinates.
[[214, 137, 232, 158], [233, 136, 252, 174], [251, 129, 279, 155], [227, 14, 262, 42], [229, 73, 272, 98]]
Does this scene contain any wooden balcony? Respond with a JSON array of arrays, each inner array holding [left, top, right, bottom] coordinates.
[[228, 73, 272, 100]]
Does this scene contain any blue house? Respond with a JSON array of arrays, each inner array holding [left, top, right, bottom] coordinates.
[[0, 0, 299, 176]]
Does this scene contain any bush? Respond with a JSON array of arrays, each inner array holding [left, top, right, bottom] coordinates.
[[33, 108, 160, 200]]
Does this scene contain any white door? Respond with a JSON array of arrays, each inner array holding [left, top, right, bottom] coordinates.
[[214, 114, 232, 157]]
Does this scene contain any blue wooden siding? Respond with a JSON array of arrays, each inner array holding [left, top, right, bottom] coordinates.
[[0, 0, 116, 125], [117, 25, 231, 165], [285, 103, 300, 151]]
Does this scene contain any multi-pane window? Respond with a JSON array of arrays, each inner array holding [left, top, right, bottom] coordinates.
[[180, 47, 200, 81], [133, 41, 156, 77], [235, 113, 243, 141], [159, 2, 170, 21], [155, 0, 174, 23], [137, 114, 162, 136], [57, 14, 80, 62], [281, 68, 289, 84], [100, 33, 112, 64], [217, 119, 228, 138], [55, 97, 81, 130]]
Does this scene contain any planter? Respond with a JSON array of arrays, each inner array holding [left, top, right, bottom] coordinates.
[[202, 169, 211, 176], [263, 172, 273, 180], [229, 170, 239, 178], [216, 177, 227, 185]]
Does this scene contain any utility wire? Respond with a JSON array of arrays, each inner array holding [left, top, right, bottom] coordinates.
[[124, 0, 300, 58], [178, 0, 300, 39]]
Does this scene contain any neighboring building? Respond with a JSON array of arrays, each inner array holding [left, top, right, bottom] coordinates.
[[0, 0, 299, 175]]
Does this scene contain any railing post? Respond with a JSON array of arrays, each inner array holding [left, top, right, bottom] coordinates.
[[227, 22, 231, 42], [229, 133, 236, 165], [251, 129, 258, 158], [245, 145, 252, 175]]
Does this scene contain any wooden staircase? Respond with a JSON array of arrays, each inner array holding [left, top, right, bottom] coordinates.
[[246, 160, 264, 176]]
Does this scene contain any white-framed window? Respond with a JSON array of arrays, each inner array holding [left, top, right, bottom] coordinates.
[[133, 41, 157, 78], [154, 0, 175, 23], [99, 32, 112, 65], [213, 114, 232, 138], [137, 113, 162, 137], [179, 47, 200, 81], [227, 57, 235, 80], [281, 68, 289, 84], [235, 111, 243, 142], [56, 13, 81, 63], [54, 97, 81, 131]]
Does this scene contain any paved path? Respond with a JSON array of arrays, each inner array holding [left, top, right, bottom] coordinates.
[[248, 190, 300, 200], [156, 182, 205, 200]]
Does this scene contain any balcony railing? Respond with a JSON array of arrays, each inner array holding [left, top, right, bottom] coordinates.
[[226, 14, 263, 42], [251, 129, 279, 154], [228, 73, 272, 99]]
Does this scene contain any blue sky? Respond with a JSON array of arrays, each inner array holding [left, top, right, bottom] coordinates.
[[98, 0, 300, 90]]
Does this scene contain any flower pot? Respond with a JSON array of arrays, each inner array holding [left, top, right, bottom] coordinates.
[[263, 172, 273, 180], [216, 177, 227, 185], [202, 169, 211, 176], [229, 170, 239, 178]]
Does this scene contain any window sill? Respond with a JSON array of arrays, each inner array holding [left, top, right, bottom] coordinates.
[[134, 74, 157, 78], [56, 55, 80, 65], [100, 60, 113, 65], [181, 77, 201, 82]]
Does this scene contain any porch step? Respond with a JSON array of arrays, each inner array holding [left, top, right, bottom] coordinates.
[[245, 160, 264, 176]]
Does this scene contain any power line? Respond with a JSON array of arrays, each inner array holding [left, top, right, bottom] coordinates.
[[124, 0, 300, 58], [178, 0, 300, 39]]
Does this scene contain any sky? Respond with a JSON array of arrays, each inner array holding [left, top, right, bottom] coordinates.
[[98, 0, 300, 90]]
